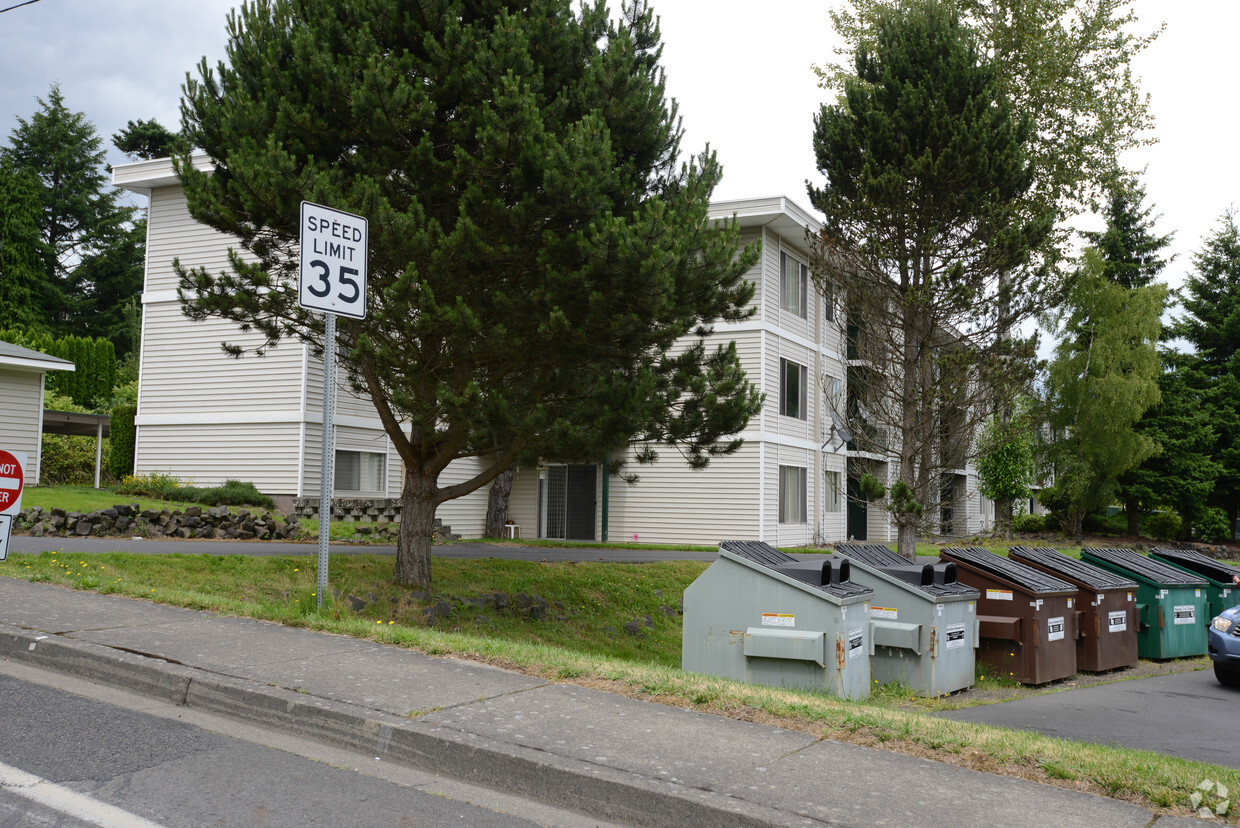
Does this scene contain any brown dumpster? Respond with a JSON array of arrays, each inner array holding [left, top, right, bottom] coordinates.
[[1009, 546, 1138, 672], [941, 547, 1078, 685]]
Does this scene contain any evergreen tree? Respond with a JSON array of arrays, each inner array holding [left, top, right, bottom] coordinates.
[[1115, 357, 1220, 537], [1082, 173, 1172, 289], [113, 119, 188, 161], [176, 0, 762, 587], [822, 0, 1159, 267], [809, 0, 1051, 557], [2, 84, 141, 341], [1174, 210, 1240, 527], [74, 218, 147, 361], [1042, 249, 1166, 538], [0, 159, 49, 332]]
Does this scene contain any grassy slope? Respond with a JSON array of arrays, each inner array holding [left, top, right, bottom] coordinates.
[[2, 548, 1236, 821]]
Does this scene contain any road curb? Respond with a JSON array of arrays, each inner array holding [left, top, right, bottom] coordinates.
[[0, 622, 814, 827]]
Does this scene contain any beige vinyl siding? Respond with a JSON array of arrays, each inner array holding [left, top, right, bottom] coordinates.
[[433, 456, 492, 538], [135, 422, 303, 494], [818, 451, 847, 543], [505, 466, 538, 539], [605, 443, 761, 546], [766, 443, 816, 547], [0, 369, 44, 484], [139, 300, 305, 414], [736, 228, 763, 317], [145, 186, 249, 294]]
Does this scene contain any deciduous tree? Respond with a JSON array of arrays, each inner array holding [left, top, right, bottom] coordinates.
[[1042, 249, 1166, 538], [176, 0, 762, 587]]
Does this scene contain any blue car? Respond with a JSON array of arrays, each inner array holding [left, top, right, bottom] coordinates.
[[1209, 605, 1240, 687]]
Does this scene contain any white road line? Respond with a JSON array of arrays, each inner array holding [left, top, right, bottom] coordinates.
[[0, 761, 167, 828]]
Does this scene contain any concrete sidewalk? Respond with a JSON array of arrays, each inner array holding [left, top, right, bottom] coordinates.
[[0, 578, 1206, 827]]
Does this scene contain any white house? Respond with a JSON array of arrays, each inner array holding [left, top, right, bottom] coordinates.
[[0, 341, 74, 485], [115, 158, 990, 544]]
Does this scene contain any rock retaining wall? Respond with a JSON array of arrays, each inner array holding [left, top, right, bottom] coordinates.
[[14, 504, 300, 541]]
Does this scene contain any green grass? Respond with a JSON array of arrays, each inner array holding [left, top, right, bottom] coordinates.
[[2, 548, 1237, 822], [21, 485, 224, 515]]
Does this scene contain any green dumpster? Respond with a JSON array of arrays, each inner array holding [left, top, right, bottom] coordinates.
[[1148, 547, 1240, 620], [1080, 547, 1208, 659]]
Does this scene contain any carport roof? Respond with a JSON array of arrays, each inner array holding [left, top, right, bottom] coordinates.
[[43, 409, 110, 439], [0, 341, 75, 373]]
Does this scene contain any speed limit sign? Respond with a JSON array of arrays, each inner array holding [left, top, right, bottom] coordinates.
[[299, 201, 368, 319]]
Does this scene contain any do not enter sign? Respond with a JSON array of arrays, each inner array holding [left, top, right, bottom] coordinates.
[[0, 449, 25, 516]]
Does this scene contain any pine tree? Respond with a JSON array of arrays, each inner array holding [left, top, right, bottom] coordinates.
[[176, 0, 762, 587], [809, 0, 1051, 557]]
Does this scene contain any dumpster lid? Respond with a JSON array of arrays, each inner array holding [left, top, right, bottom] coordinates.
[[835, 544, 979, 598], [719, 541, 872, 599], [834, 543, 907, 568], [941, 547, 1077, 594], [1149, 547, 1240, 585], [1008, 546, 1137, 590], [1081, 547, 1209, 586]]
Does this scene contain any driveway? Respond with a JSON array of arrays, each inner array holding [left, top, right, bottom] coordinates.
[[938, 669, 1240, 768]]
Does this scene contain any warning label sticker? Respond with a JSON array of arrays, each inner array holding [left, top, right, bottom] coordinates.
[[987, 589, 1014, 601], [1173, 605, 1196, 625], [945, 623, 966, 650], [1048, 616, 1065, 641], [761, 613, 795, 627], [871, 606, 898, 620], [847, 628, 864, 659], [1108, 610, 1127, 633]]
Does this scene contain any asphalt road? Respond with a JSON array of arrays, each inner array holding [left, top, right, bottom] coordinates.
[[0, 660, 624, 828], [9, 534, 720, 562], [938, 668, 1240, 768]]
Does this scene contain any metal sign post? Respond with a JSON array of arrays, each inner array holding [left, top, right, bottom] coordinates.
[[299, 202, 368, 609]]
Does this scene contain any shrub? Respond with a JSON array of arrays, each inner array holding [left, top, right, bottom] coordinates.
[[1083, 511, 1125, 536], [117, 471, 184, 499], [116, 473, 275, 510], [1195, 507, 1232, 544], [1146, 511, 1182, 542], [108, 404, 137, 480], [1011, 512, 1047, 533]]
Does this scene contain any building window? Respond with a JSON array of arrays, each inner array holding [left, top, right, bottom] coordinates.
[[780, 358, 808, 419], [780, 251, 807, 318], [824, 374, 842, 412], [779, 465, 808, 524], [825, 470, 842, 512], [335, 450, 385, 493], [824, 282, 835, 322]]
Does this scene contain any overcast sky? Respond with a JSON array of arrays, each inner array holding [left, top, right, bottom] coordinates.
[[2, 0, 1236, 296]]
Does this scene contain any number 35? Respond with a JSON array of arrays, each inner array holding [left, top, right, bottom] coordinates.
[[305, 259, 360, 304]]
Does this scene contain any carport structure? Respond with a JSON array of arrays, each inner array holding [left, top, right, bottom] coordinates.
[[41, 409, 111, 488]]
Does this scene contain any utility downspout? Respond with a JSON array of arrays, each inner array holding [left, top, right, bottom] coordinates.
[[601, 457, 609, 542]]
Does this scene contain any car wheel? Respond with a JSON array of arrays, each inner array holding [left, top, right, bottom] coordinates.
[[1214, 661, 1240, 687]]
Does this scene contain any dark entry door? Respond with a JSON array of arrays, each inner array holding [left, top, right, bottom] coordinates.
[[541, 464, 596, 541], [846, 473, 868, 541]]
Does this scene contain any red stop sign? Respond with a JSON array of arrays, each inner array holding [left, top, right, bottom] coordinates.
[[0, 449, 24, 514]]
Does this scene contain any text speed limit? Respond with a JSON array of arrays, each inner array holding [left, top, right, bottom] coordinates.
[[299, 201, 368, 319]]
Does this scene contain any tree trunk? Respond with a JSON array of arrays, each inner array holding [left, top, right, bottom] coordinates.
[[1125, 500, 1140, 537], [995, 496, 1012, 540], [897, 523, 916, 561], [394, 467, 436, 587], [484, 466, 515, 538]]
